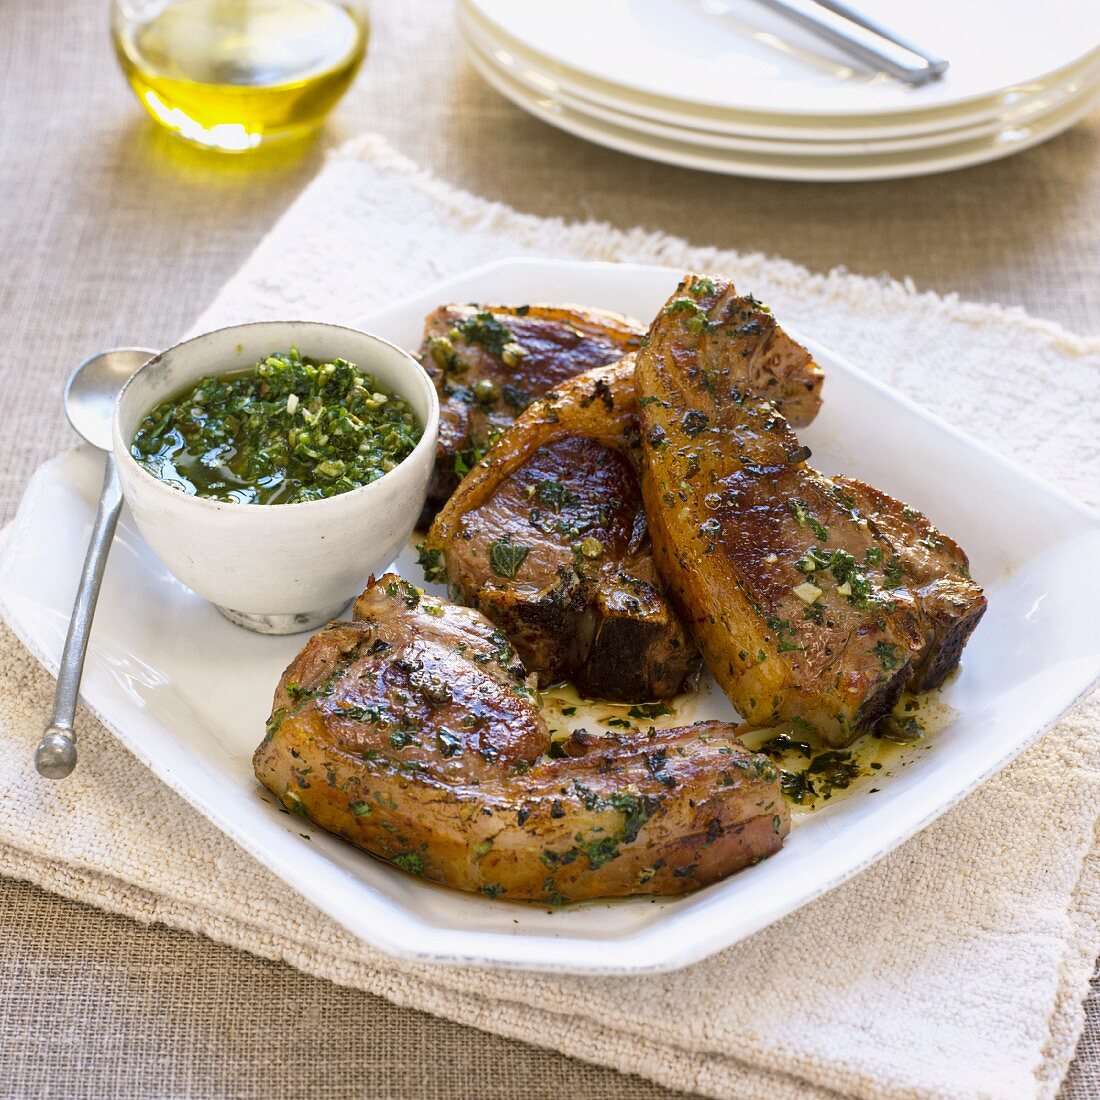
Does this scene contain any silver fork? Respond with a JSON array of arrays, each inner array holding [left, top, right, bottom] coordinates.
[[703, 0, 949, 86]]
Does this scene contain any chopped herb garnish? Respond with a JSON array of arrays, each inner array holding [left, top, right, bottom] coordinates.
[[883, 558, 905, 586], [759, 734, 813, 759], [662, 297, 716, 334], [500, 384, 533, 411], [489, 534, 530, 578], [535, 479, 578, 510], [627, 703, 671, 720], [788, 501, 828, 541], [457, 311, 513, 356], [796, 546, 881, 608], [416, 542, 446, 584], [780, 770, 817, 804], [806, 751, 860, 789], [391, 852, 424, 876], [688, 275, 716, 298]]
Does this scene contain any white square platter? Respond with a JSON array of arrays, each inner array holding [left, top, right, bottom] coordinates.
[[1, 259, 1097, 974]]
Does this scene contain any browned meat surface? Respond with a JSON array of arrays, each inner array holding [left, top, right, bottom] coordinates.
[[253, 574, 788, 902], [635, 274, 986, 746], [421, 358, 699, 701], [829, 477, 984, 694], [417, 303, 645, 516]]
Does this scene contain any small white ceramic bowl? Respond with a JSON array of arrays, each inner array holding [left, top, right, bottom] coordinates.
[[113, 321, 439, 634]]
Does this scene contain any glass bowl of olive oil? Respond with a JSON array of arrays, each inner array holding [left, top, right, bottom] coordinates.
[[111, 0, 369, 152]]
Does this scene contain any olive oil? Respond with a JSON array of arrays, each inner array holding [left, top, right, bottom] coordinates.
[[111, 0, 368, 151], [540, 680, 955, 817]]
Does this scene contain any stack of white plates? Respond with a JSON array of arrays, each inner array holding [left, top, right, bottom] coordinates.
[[458, 0, 1100, 181]]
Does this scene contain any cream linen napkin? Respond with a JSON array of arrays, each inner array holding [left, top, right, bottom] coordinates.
[[2, 135, 1099, 1100]]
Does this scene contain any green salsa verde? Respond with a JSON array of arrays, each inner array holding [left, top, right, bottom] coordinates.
[[131, 348, 423, 505]]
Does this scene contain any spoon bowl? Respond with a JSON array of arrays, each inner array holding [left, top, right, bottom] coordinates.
[[65, 348, 155, 449]]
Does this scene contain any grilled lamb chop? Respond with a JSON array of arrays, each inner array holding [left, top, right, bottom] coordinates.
[[253, 574, 788, 903], [422, 357, 699, 701], [422, 319, 828, 702], [418, 303, 645, 517], [636, 274, 986, 746]]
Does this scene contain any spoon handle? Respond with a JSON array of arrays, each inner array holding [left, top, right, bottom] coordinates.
[[35, 452, 123, 779]]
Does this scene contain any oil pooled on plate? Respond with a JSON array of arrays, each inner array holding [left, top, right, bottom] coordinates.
[[541, 672, 958, 819]]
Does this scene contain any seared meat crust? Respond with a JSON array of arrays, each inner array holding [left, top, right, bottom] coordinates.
[[423, 358, 699, 701], [418, 303, 645, 516], [635, 275, 986, 746], [252, 574, 788, 902]]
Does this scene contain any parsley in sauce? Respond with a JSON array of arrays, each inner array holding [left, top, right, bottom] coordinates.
[[131, 348, 422, 505]]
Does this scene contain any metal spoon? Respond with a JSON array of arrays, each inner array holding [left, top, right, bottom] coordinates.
[[34, 347, 157, 780]]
